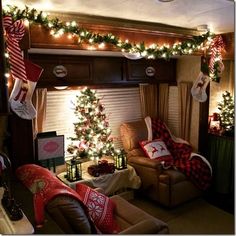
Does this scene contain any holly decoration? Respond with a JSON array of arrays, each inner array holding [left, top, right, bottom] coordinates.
[[218, 91, 234, 136], [67, 88, 116, 160]]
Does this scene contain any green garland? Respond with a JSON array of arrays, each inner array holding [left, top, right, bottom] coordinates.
[[3, 5, 221, 79]]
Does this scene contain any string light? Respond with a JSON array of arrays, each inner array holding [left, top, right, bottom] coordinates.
[[2, 4, 222, 77]]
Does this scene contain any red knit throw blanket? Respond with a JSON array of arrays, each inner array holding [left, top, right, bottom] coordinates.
[[151, 118, 212, 190], [16, 164, 92, 227]]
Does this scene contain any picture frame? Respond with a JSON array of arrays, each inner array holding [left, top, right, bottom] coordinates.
[[35, 133, 65, 172], [36, 135, 64, 161]]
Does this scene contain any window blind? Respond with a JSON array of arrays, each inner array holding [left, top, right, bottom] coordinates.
[[43, 87, 142, 152], [167, 86, 179, 137]]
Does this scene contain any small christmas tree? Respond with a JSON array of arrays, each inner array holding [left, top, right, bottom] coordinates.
[[67, 87, 116, 161], [218, 91, 234, 135]]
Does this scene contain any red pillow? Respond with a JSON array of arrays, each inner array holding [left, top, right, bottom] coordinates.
[[139, 139, 173, 162], [76, 183, 120, 234]]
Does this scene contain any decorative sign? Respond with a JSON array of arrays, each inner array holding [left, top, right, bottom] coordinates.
[[53, 65, 67, 78], [145, 66, 156, 77], [36, 135, 64, 160]]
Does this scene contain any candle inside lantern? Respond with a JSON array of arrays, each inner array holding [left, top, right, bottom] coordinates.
[[65, 157, 82, 182]]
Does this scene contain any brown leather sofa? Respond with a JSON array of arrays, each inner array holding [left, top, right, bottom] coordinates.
[[120, 120, 202, 207], [12, 165, 169, 234], [46, 193, 169, 234]]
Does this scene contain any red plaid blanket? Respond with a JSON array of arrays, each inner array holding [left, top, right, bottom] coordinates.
[[151, 118, 212, 190]]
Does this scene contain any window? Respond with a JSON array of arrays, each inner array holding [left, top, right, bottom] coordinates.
[[43, 87, 142, 153], [43, 85, 179, 155], [167, 86, 179, 137]]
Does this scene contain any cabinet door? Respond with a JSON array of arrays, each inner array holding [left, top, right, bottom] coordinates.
[[207, 134, 234, 194], [126, 58, 176, 83], [93, 57, 124, 83], [29, 54, 92, 87]]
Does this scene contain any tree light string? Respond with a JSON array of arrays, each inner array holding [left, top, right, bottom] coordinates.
[[2, 5, 224, 81]]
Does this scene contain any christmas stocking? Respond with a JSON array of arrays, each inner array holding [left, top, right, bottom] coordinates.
[[9, 59, 43, 120], [4, 16, 43, 119], [191, 72, 210, 102]]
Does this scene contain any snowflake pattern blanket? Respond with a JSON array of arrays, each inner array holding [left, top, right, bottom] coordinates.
[[145, 117, 212, 190]]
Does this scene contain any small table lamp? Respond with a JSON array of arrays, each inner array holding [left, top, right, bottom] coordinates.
[[65, 157, 82, 182]]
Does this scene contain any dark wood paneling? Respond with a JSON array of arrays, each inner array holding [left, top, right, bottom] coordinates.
[[198, 84, 210, 156], [29, 54, 176, 87], [93, 57, 124, 83], [221, 33, 234, 60], [29, 54, 92, 87], [8, 112, 34, 169]]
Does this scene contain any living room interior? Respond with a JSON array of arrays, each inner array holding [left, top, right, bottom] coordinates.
[[0, 0, 234, 234]]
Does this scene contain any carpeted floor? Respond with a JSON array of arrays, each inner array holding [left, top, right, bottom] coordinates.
[[130, 195, 235, 234]]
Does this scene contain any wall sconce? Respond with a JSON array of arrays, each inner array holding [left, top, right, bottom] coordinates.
[[65, 157, 82, 182], [114, 150, 127, 170]]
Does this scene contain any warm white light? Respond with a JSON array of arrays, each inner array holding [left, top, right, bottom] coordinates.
[[87, 46, 96, 50], [5, 73, 10, 78], [80, 32, 85, 37], [71, 21, 77, 27], [98, 43, 105, 49], [149, 43, 157, 49], [54, 86, 68, 90], [24, 20, 29, 27]]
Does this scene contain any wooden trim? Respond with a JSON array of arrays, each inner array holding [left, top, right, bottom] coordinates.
[[49, 11, 199, 37], [29, 11, 201, 50], [221, 33, 234, 60]]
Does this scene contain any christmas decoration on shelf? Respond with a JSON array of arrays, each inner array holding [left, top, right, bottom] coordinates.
[[2, 5, 224, 81], [67, 87, 116, 162], [218, 91, 234, 136]]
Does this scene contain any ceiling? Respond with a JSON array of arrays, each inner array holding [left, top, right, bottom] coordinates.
[[2, 0, 235, 34]]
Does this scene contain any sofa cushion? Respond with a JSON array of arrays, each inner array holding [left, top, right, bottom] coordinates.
[[120, 120, 148, 152], [46, 195, 97, 234], [76, 183, 120, 234], [111, 195, 169, 233]]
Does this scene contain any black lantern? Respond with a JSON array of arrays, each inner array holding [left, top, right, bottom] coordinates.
[[65, 157, 82, 182], [114, 150, 127, 170]]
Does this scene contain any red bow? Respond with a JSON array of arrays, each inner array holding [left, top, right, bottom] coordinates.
[[3, 16, 27, 82]]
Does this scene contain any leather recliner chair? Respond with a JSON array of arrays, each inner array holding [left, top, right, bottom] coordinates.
[[120, 119, 202, 207]]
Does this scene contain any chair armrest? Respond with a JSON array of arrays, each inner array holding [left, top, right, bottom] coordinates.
[[119, 219, 169, 234], [128, 156, 162, 170]]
